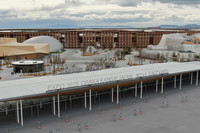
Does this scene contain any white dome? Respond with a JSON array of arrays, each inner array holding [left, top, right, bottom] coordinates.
[[23, 36, 64, 52]]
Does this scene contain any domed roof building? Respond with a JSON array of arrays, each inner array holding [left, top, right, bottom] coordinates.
[[23, 36, 64, 52]]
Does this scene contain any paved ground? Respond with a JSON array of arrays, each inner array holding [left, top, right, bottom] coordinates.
[[3, 83, 200, 133], [0, 49, 154, 81]]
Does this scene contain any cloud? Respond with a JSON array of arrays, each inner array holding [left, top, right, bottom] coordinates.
[[65, 0, 80, 5], [115, 0, 154, 6], [0, 9, 18, 19], [0, 0, 199, 28], [115, 0, 200, 6], [157, 0, 200, 5]]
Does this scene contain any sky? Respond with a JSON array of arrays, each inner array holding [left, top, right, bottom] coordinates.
[[0, 0, 200, 28]]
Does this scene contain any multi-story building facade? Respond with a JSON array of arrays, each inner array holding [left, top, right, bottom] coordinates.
[[0, 29, 200, 49]]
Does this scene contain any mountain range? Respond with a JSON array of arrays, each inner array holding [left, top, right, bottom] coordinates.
[[158, 24, 200, 29]]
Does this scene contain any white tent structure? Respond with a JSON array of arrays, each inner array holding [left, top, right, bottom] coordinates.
[[23, 36, 64, 52], [193, 34, 200, 41], [152, 33, 185, 50], [160, 33, 184, 45], [141, 33, 200, 61], [85, 46, 97, 53]]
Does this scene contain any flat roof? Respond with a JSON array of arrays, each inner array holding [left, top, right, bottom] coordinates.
[[0, 28, 197, 32], [12, 60, 44, 65], [0, 62, 200, 102]]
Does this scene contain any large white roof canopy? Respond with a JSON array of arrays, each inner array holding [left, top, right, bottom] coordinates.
[[0, 62, 200, 102]]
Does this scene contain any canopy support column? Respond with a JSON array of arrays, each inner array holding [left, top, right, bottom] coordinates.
[[53, 96, 56, 116], [180, 74, 182, 90], [117, 85, 119, 104], [70, 96, 72, 109], [174, 76, 176, 88], [6, 107, 8, 115], [40, 101, 42, 108], [20, 99, 23, 126], [111, 88, 114, 103], [156, 80, 158, 93], [135, 84, 137, 97], [140, 81, 143, 99], [196, 71, 199, 86], [89, 89, 92, 110], [191, 72, 193, 85], [84, 92, 87, 109], [161, 77, 164, 94], [16, 101, 19, 124], [57, 94, 60, 118]]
